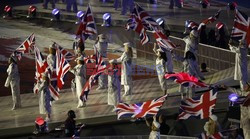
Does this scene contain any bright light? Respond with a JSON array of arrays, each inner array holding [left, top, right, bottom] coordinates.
[[28, 6, 37, 18], [229, 93, 239, 102], [102, 13, 111, 27], [52, 8, 60, 15], [156, 18, 164, 26], [77, 11, 84, 18], [103, 13, 111, 20], [3, 5, 12, 18], [185, 20, 190, 27]]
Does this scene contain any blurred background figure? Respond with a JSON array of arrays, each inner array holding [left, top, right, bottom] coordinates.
[[114, 0, 121, 10], [66, 0, 78, 13], [43, 0, 55, 9], [201, 63, 208, 73], [64, 110, 76, 137], [34, 117, 48, 134], [121, 0, 134, 15]]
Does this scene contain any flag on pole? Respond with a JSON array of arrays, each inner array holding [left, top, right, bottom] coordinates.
[[53, 42, 74, 61], [116, 95, 168, 119], [13, 33, 35, 60], [76, 5, 97, 42], [178, 90, 217, 120], [231, 9, 250, 47], [198, 10, 221, 31]]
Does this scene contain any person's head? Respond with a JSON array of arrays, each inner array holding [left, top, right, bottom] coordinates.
[[124, 42, 133, 58], [209, 114, 217, 123], [67, 110, 76, 119], [8, 56, 17, 64], [201, 63, 207, 71], [76, 55, 85, 65], [239, 39, 247, 48], [185, 51, 196, 61], [77, 40, 85, 52], [49, 43, 56, 55]]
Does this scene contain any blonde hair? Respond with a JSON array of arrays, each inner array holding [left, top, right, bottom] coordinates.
[[126, 47, 133, 58]]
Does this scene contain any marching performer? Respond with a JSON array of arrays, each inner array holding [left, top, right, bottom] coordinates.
[[153, 43, 168, 95], [95, 34, 108, 90], [183, 30, 199, 58], [70, 55, 86, 108], [4, 56, 21, 110], [203, 115, 220, 136], [145, 116, 161, 139], [107, 61, 121, 111], [47, 43, 56, 71], [37, 72, 51, 121], [110, 42, 133, 96]]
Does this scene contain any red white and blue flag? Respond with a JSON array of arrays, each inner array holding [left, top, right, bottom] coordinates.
[[13, 33, 35, 60], [199, 132, 223, 139], [231, 9, 250, 47], [33, 46, 59, 100], [56, 48, 71, 90], [53, 42, 74, 61], [80, 52, 107, 101], [116, 95, 168, 119], [187, 20, 199, 30], [165, 72, 208, 88], [76, 5, 97, 42], [198, 10, 221, 31], [126, 7, 149, 45], [178, 90, 217, 120]]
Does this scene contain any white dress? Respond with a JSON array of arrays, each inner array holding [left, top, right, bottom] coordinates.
[[47, 54, 56, 71], [4, 63, 21, 108], [108, 69, 121, 106], [38, 80, 51, 114], [70, 64, 86, 107], [156, 58, 167, 91], [183, 36, 198, 58]]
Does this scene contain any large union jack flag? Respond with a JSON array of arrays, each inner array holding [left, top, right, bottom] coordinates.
[[231, 9, 250, 47], [56, 48, 71, 90], [126, 7, 149, 45], [80, 52, 107, 101], [13, 33, 35, 60], [76, 4, 97, 42], [33, 46, 59, 100], [53, 42, 74, 61], [178, 89, 217, 120], [116, 95, 168, 119]]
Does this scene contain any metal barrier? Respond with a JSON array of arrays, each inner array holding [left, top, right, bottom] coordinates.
[[136, 35, 250, 72], [76, 135, 197, 139]]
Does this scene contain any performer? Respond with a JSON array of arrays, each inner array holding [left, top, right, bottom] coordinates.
[[110, 42, 133, 96], [229, 39, 248, 89], [4, 56, 21, 110], [47, 43, 56, 71], [43, 0, 55, 9], [70, 55, 86, 108], [145, 116, 161, 139], [121, 0, 134, 15], [173, 51, 205, 98], [37, 73, 51, 121], [95, 34, 108, 90], [114, 0, 121, 10], [64, 110, 76, 137], [203, 115, 220, 136], [65, 0, 78, 13], [164, 30, 174, 73], [153, 43, 168, 95], [183, 30, 199, 58], [107, 61, 121, 111]]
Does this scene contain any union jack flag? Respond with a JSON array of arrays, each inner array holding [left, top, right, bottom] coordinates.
[[76, 5, 97, 42], [53, 42, 74, 61], [135, 3, 158, 30], [198, 10, 221, 31], [152, 26, 176, 51], [178, 90, 217, 120], [13, 33, 35, 60], [116, 95, 168, 119], [33, 46, 59, 100], [231, 9, 250, 47], [80, 53, 107, 101], [199, 132, 223, 139], [126, 7, 149, 45], [56, 48, 71, 90]]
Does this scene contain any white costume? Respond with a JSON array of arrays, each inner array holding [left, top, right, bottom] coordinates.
[[183, 30, 199, 58], [4, 61, 21, 109], [70, 62, 86, 108], [149, 120, 161, 139], [38, 80, 51, 115], [112, 44, 133, 96], [108, 69, 121, 106], [47, 54, 56, 71], [229, 42, 248, 88], [156, 58, 167, 91], [95, 34, 108, 90]]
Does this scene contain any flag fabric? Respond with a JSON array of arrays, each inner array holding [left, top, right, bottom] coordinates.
[[126, 7, 149, 45], [33, 46, 59, 100], [165, 72, 208, 88], [116, 95, 168, 119], [198, 10, 221, 31], [53, 42, 74, 61], [76, 5, 97, 42], [80, 53, 107, 101], [152, 26, 177, 51], [178, 89, 217, 120], [199, 132, 223, 139], [135, 3, 158, 30], [231, 9, 250, 47], [56, 48, 71, 90], [187, 20, 199, 30], [13, 33, 35, 60]]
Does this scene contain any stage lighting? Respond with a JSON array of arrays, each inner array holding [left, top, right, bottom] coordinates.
[[51, 8, 60, 21], [27, 6, 37, 18], [75, 11, 84, 24], [228, 2, 237, 11], [229, 93, 238, 102], [156, 18, 165, 30], [102, 13, 111, 27], [3, 5, 12, 18]]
